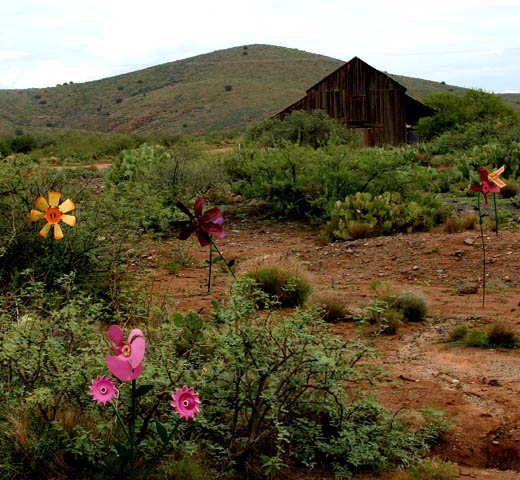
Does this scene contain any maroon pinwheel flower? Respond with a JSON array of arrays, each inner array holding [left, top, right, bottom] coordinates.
[[176, 197, 224, 246], [470, 167, 501, 206]]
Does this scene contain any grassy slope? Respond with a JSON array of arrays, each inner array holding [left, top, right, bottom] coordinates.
[[0, 44, 518, 136]]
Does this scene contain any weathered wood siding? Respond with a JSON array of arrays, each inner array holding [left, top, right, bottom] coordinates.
[[276, 57, 431, 147]]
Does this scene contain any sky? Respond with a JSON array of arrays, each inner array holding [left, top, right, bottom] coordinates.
[[1, 0, 519, 93]]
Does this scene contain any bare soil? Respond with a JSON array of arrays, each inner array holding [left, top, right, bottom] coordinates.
[[132, 211, 520, 479]]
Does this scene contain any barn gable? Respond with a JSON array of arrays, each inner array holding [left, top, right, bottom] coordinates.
[[276, 57, 433, 146]]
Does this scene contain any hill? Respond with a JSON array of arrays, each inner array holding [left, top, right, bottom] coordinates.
[[0, 44, 519, 136]]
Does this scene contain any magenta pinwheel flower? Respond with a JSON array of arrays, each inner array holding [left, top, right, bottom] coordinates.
[[470, 166, 501, 206], [176, 197, 225, 246], [89, 375, 118, 405], [171, 386, 201, 421], [105, 325, 146, 382]]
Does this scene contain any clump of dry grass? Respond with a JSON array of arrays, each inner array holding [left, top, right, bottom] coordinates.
[[240, 253, 312, 308], [444, 213, 478, 233], [308, 290, 351, 322]]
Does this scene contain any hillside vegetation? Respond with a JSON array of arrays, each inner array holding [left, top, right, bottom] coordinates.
[[1, 44, 519, 137]]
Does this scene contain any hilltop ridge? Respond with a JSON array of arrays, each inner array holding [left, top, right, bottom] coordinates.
[[0, 44, 518, 136]]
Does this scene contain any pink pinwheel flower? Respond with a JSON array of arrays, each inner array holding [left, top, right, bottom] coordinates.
[[89, 375, 118, 405], [176, 197, 224, 246], [470, 167, 501, 206], [171, 386, 201, 421], [105, 325, 146, 382]]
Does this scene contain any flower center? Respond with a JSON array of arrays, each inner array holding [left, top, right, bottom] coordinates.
[[183, 400, 189, 407], [100, 386, 107, 394], [45, 207, 62, 224], [122, 344, 131, 357]]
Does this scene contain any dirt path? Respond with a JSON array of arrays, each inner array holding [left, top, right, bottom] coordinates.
[[133, 217, 520, 479]]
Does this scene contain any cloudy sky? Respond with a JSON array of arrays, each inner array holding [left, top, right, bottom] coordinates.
[[1, 0, 519, 93]]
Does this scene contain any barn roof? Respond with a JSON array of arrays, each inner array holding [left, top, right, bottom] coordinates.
[[305, 56, 406, 94]]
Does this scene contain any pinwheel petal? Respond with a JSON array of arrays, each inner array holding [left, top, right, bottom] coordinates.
[[35, 196, 49, 211], [48, 192, 61, 208], [201, 222, 223, 237], [200, 207, 222, 224], [489, 185, 500, 193], [176, 201, 194, 219], [129, 363, 142, 381], [194, 197, 204, 217], [61, 214, 76, 227], [196, 229, 210, 247], [106, 355, 132, 382], [59, 199, 75, 213], [30, 209, 46, 221], [53, 223, 64, 240], [39, 223, 51, 238], [470, 184, 482, 192], [107, 325, 124, 352], [128, 336, 146, 368]]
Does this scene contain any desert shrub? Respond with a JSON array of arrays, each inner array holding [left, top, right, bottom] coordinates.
[[392, 291, 428, 323], [418, 89, 519, 140], [486, 323, 519, 348], [393, 457, 459, 480], [464, 329, 488, 348], [244, 266, 310, 307], [0, 158, 127, 292], [246, 109, 359, 148], [381, 308, 404, 334], [203, 279, 450, 477], [108, 143, 227, 210], [226, 143, 438, 221], [500, 178, 519, 198], [309, 291, 351, 322], [444, 213, 478, 233], [327, 191, 446, 240], [449, 324, 468, 342]]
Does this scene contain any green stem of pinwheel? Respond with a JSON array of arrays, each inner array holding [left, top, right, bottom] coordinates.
[[130, 380, 136, 480], [493, 192, 499, 236], [210, 237, 237, 280], [208, 240, 213, 293]]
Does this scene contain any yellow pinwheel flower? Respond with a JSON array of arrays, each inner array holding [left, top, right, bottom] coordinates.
[[30, 191, 76, 240], [488, 165, 506, 189]]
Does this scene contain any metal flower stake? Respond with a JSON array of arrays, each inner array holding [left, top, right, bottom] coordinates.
[[469, 166, 505, 307], [89, 325, 201, 480], [176, 196, 236, 293]]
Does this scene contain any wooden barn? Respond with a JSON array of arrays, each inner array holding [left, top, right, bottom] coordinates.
[[276, 57, 434, 146]]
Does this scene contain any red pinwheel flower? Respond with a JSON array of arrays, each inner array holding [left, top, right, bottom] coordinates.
[[89, 375, 118, 405], [470, 167, 501, 206], [171, 386, 201, 421], [176, 197, 224, 246], [105, 325, 146, 382]]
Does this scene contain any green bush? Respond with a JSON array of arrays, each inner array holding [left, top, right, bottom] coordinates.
[[0, 157, 125, 293], [500, 178, 520, 198], [327, 191, 446, 240], [394, 457, 459, 480], [418, 89, 519, 140], [204, 279, 450, 477], [486, 323, 519, 348], [392, 291, 428, 323], [449, 324, 468, 342], [244, 266, 311, 307], [464, 329, 488, 348], [246, 109, 360, 148]]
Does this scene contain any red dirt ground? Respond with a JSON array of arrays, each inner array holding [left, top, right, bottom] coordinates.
[[130, 211, 520, 480]]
